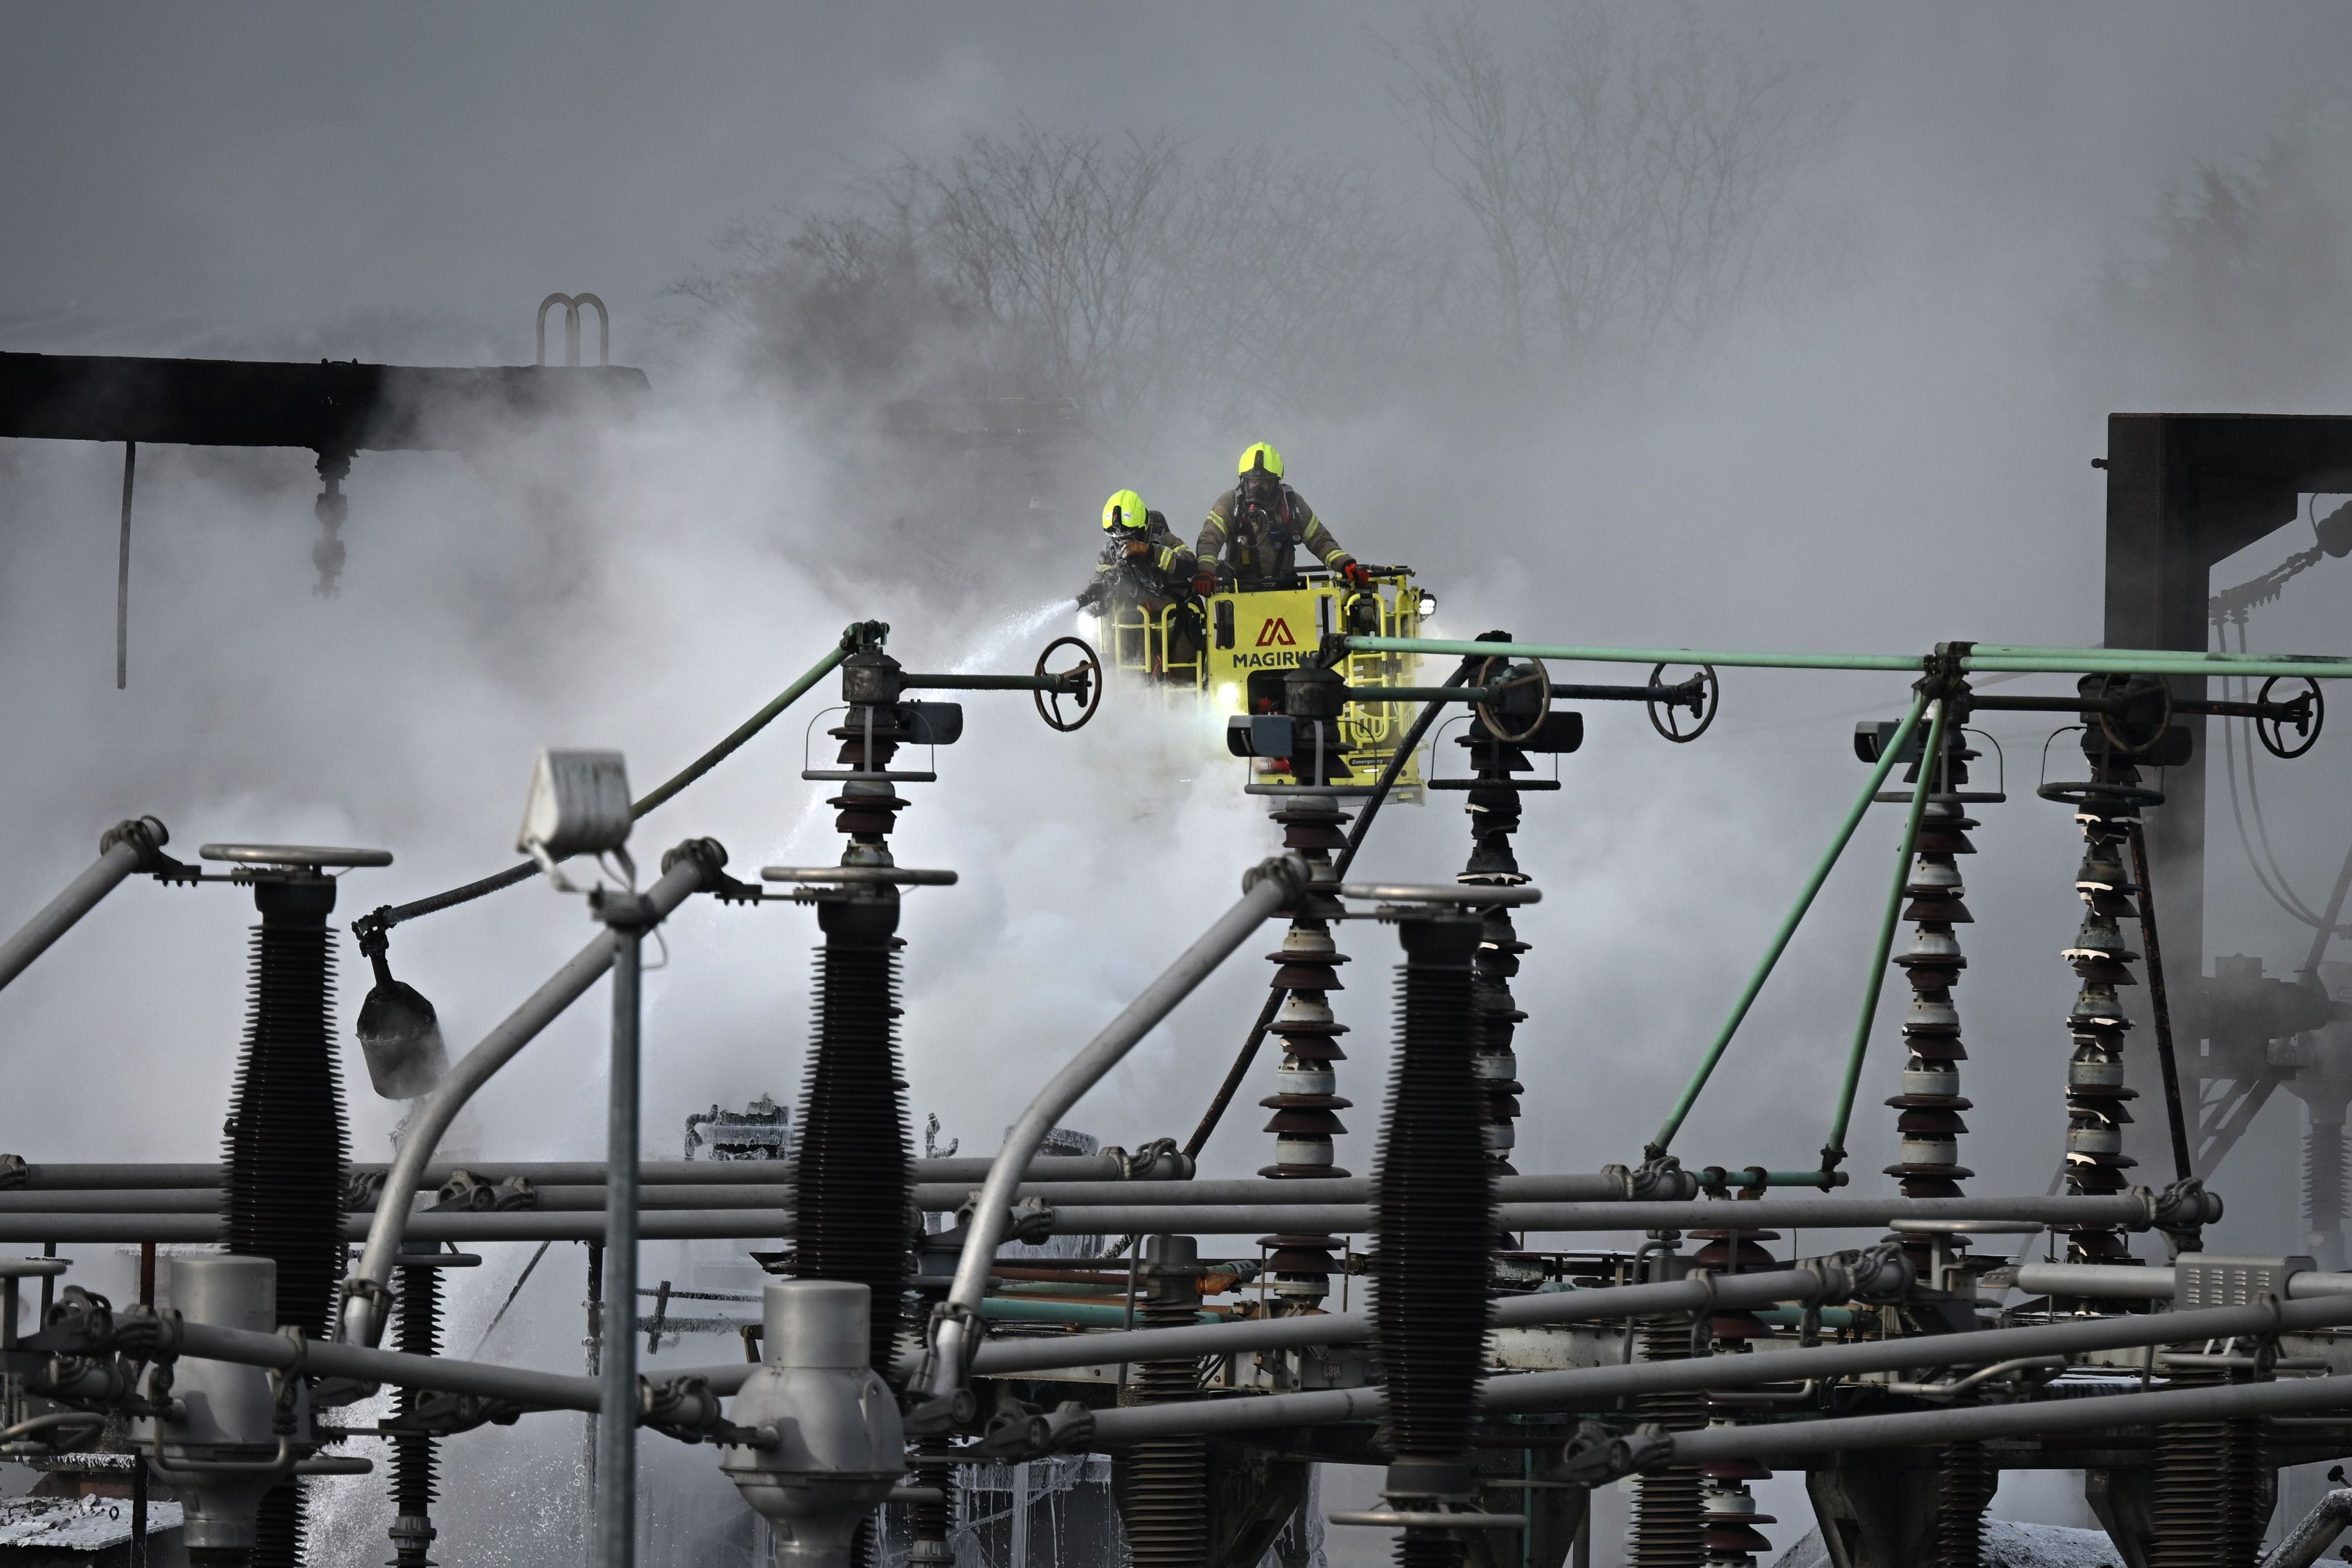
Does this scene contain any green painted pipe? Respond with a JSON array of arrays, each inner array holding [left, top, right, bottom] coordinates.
[[980, 1297, 1215, 1328], [629, 634, 856, 819], [1645, 690, 1932, 1159], [1346, 636, 2352, 684], [1963, 651, 2352, 679], [1972, 642, 2351, 666], [1347, 636, 1923, 673], [1824, 698, 1950, 1164]]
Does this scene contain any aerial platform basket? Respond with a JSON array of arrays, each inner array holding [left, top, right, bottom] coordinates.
[[1106, 565, 1430, 795]]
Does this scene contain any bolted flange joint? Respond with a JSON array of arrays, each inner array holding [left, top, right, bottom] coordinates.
[[2148, 1177, 2224, 1257], [1243, 853, 1315, 910]]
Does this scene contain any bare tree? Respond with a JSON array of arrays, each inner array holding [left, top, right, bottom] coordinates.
[[1392, 2, 1831, 381], [917, 126, 1184, 421], [674, 121, 1436, 433], [2091, 100, 2352, 404]]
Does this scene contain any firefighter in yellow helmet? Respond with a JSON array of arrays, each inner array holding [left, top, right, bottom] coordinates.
[[1078, 488, 1202, 676], [1077, 489, 1196, 615], [1191, 442, 1367, 595]]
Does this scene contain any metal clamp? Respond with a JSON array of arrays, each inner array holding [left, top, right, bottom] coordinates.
[[1556, 1419, 1672, 1485], [148, 1427, 295, 1479], [976, 1398, 1093, 1459]]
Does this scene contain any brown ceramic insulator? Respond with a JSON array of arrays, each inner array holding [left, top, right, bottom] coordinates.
[[1699, 1512, 1777, 1568], [1259, 799, 1354, 1301], [1689, 1231, 1779, 1273], [1269, 801, 1349, 854], [1689, 1230, 1778, 1344], [1260, 1237, 1344, 1277], [1885, 806, 1980, 1237], [1259, 786, 1352, 1310], [1695, 1246, 1777, 1568]]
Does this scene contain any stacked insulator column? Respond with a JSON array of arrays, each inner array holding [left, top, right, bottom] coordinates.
[[1691, 1228, 1776, 1568], [2308, 1114, 2350, 1271], [1372, 915, 1495, 1568], [1884, 797, 1978, 1272], [1455, 725, 1534, 1173], [222, 873, 350, 1568], [1626, 1315, 1705, 1568], [2061, 795, 2144, 1265], [793, 663, 915, 1375], [2149, 1372, 2263, 1568], [904, 1441, 956, 1568], [1256, 791, 1352, 1310], [1120, 1235, 1210, 1568], [1698, 1458, 1774, 1568], [1932, 1443, 1990, 1568], [389, 1264, 441, 1568]]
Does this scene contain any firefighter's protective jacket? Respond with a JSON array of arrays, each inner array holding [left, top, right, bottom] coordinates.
[[1196, 485, 1352, 589], [1085, 510, 1195, 607]]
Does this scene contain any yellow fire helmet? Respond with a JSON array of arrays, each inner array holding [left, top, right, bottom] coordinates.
[[1238, 441, 1284, 480], [1101, 488, 1148, 531]]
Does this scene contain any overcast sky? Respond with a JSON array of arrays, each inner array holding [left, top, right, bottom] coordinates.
[[9, 4, 2352, 1553]]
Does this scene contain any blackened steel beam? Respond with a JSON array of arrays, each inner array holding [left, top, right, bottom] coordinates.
[[0, 351, 648, 452]]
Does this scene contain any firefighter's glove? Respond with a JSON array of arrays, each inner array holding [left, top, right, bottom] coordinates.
[[1124, 539, 1151, 559], [1339, 560, 1371, 587], [1191, 571, 1217, 599]]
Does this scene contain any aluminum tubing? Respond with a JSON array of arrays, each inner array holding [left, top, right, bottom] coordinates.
[[170, 1319, 601, 1413], [927, 857, 1304, 1399], [1041, 1294, 2352, 1443], [0, 1212, 796, 1243], [0, 1156, 1124, 1192], [2013, 1264, 2177, 1299], [2010, 1265, 2352, 1301], [886, 1267, 1853, 1382], [1035, 1194, 2157, 1236], [0, 1185, 794, 1214], [1659, 1374, 2352, 1467], [1089, 1386, 1387, 1445], [907, 1172, 1636, 1211], [1479, 1293, 2352, 1413], [339, 855, 709, 1348], [0, 840, 143, 993]]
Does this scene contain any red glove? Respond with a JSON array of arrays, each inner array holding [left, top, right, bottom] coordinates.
[[1124, 539, 1151, 559], [1192, 570, 1217, 597], [1339, 560, 1371, 587]]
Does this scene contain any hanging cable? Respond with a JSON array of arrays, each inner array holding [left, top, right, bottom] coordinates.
[[2217, 619, 2351, 934]]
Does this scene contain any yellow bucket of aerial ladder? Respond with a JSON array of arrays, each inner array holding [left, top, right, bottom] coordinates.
[[1106, 566, 1431, 793]]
